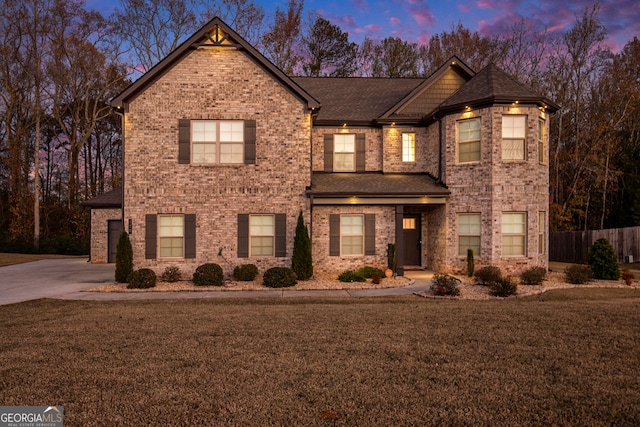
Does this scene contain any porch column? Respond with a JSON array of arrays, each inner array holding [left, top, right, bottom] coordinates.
[[395, 205, 404, 276]]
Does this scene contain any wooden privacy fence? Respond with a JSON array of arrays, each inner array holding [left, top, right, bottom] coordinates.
[[550, 226, 640, 264]]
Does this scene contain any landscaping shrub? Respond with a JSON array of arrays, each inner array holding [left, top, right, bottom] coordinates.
[[467, 249, 474, 277], [520, 266, 547, 286], [233, 264, 259, 281], [371, 274, 381, 285], [263, 267, 297, 288], [387, 243, 397, 273], [564, 264, 593, 284], [127, 268, 156, 289], [622, 269, 635, 286], [430, 274, 461, 296], [356, 266, 385, 279], [474, 266, 502, 286], [115, 232, 133, 283], [291, 211, 313, 280], [489, 277, 517, 297], [192, 263, 224, 286], [588, 238, 621, 280], [160, 266, 182, 282], [338, 270, 366, 282]]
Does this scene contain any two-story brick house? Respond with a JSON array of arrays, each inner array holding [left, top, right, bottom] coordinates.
[[85, 17, 557, 277]]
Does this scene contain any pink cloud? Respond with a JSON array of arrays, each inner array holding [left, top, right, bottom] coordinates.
[[458, 4, 472, 13], [417, 30, 431, 45], [365, 24, 381, 32], [477, 0, 497, 9], [390, 17, 401, 26], [409, 8, 436, 26]]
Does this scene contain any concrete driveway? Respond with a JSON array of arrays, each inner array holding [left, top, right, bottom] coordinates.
[[0, 258, 115, 305]]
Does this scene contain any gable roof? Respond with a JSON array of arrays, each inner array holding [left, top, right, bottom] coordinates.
[[111, 17, 319, 110], [439, 63, 559, 112], [80, 187, 122, 208]]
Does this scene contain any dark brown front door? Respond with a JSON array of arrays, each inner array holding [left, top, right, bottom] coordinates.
[[403, 215, 421, 266], [108, 220, 123, 263]]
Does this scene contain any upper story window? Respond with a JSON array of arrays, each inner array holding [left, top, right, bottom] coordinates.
[[538, 119, 547, 164], [502, 115, 526, 160], [402, 133, 415, 162], [457, 118, 481, 163], [334, 134, 355, 172], [192, 120, 244, 164]]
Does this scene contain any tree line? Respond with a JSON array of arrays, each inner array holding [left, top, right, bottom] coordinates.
[[1, 0, 639, 253]]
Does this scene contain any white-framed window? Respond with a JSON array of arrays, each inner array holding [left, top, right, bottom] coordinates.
[[250, 214, 275, 256], [502, 212, 526, 256], [538, 211, 545, 254], [502, 115, 526, 160], [334, 134, 355, 172], [341, 214, 364, 255], [538, 119, 547, 163], [402, 133, 415, 162], [192, 120, 244, 164], [159, 215, 184, 258], [457, 118, 481, 163], [458, 213, 481, 256]]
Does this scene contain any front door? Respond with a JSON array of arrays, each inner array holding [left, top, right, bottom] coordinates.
[[403, 215, 421, 266], [108, 220, 123, 263]]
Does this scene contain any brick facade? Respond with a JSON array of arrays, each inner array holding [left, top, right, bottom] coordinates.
[[89, 208, 121, 263]]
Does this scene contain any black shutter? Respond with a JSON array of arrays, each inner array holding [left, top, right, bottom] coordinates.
[[238, 214, 249, 258], [365, 214, 375, 255], [329, 214, 340, 256], [356, 133, 365, 172], [324, 134, 333, 172], [275, 214, 286, 257], [145, 214, 157, 259], [178, 119, 190, 164], [184, 214, 196, 259], [244, 120, 256, 164]]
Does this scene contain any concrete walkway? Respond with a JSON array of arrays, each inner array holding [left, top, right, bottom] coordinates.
[[0, 258, 435, 305]]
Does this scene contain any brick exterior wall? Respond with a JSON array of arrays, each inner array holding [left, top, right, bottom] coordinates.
[[89, 208, 121, 263], [124, 47, 311, 277]]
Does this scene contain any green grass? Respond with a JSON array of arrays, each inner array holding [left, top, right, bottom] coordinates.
[[1, 289, 640, 426]]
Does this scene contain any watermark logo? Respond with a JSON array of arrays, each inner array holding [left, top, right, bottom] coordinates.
[[0, 406, 64, 427]]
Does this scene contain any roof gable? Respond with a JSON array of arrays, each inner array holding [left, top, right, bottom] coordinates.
[[111, 17, 319, 110]]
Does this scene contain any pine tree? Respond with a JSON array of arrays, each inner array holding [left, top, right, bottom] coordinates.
[[115, 231, 133, 283], [291, 211, 313, 280]]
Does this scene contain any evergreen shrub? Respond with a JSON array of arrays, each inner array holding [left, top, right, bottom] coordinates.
[[564, 265, 593, 284], [193, 263, 224, 286], [520, 267, 547, 286], [337, 270, 366, 282], [263, 267, 297, 288], [474, 266, 502, 286], [127, 268, 156, 289], [115, 232, 133, 283], [588, 238, 621, 280], [291, 211, 313, 280], [233, 264, 259, 281], [160, 266, 182, 282]]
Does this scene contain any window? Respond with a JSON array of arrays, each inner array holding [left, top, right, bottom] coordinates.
[[502, 115, 526, 160], [250, 214, 274, 256], [538, 119, 547, 163], [192, 120, 244, 164], [159, 215, 184, 258], [458, 213, 481, 256], [458, 119, 481, 163], [502, 212, 526, 256], [403, 218, 416, 229], [341, 215, 364, 255], [538, 211, 545, 254], [402, 133, 415, 162], [334, 134, 355, 171]]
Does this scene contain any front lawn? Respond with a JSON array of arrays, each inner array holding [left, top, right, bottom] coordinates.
[[1, 289, 639, 426]]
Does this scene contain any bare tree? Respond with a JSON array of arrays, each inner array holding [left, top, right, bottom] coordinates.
[[262, 0, 303, 75]]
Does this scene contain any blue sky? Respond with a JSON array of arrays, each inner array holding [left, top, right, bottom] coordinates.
[[89, 0, 638, 52]]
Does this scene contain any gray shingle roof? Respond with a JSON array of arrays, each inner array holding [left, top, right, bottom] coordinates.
[[308, 172, 449, 196], [440, 63, 559, 111], [81, 187, 122, 208], [292, 78, 425, 124]]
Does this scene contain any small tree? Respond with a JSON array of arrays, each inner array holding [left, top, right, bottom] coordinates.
[[588, 238, 620, 280], [115, 232, 133, 283], [387, 243, 397, 274], [291, 211, 313, 280]]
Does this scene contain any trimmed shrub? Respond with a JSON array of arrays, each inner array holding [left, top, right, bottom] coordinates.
[[564, 264, 593, 284], [357, 266, 385, 279], [263, 267, 297, 288], [115, 232, 133, 283], [466, 249, 474, 277], [387, 243, 397, 273], [338, 270, 366, 282], [193, 263, 224, 286], [291, 211, 313, 280], [474, 266, 502, 286], [160, 266, 182, 282], [520, 266, 547, 286], [622, 270, 635, 286], [233, 264, 259, 281], [127, 268, 156, 289], [588, 238, 621, 280], [430, 274, 461, 296], [371, 274, 381, 285], [489, 277, 517, 297]]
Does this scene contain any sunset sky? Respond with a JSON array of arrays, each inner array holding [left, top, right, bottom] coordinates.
[[89, 0, 639, 52]]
